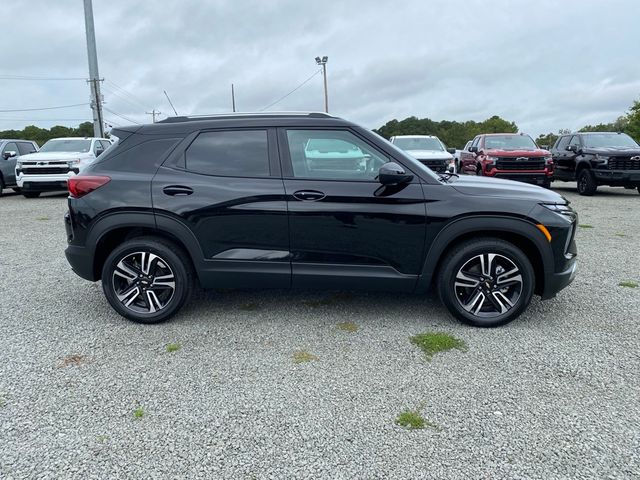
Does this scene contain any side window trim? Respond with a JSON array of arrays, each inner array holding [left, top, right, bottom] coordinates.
[[277, 127, 390, 182]]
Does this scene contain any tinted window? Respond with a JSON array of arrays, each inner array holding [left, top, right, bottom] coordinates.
[[471, 137, 480, 148], [17, 142, 36, 155], [99, 140, 111, 150], [556, 136, 570, 151], [286, 129, 388, 181], [186, 130, 269, 177], [568, 135, 581, 148], [99, 137, 180, 172], [582, 133, 639, 148]]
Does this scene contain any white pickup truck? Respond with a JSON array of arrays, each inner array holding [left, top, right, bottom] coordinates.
[[454, 141, 472, 172], [389, 135, 455, 173], [16, 137, 112, 198]]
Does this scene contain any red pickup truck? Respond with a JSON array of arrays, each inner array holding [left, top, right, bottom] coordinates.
[[459, 133, 553, 188]]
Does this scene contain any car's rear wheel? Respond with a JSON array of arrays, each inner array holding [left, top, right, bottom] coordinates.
[[0, 176, 5, 196], [542, 178, 551, 189], [576, 169, 597, 196], [437, 238, 535, 327], [101, 237, 194, 324], [22, 192, 40, 198]]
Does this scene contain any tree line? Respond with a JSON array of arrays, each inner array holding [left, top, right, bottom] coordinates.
[[375, 98, 640, 149], [0, 122, 94, 146]]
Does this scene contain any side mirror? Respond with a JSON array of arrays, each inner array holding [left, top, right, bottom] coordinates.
[[3, 151, 17, 160], [446, 147, 456, 154], [447, 164, 455, 173], [378, 162, 413, 186], [468, 146, 478, 153], [566, 145, 577, 152]]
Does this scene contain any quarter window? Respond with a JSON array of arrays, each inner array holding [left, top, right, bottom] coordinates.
[[185, 130, 270, 177], [17, 142, 36, 155], [285, 129, 388, 181]]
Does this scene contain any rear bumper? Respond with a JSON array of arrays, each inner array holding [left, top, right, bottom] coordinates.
[[65, 244, 97, 281], [593, 169, 640, 186]]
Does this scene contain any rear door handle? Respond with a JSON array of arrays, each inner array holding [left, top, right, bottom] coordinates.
[[163, 185, 193, 196], [292, 190, 325, 201]]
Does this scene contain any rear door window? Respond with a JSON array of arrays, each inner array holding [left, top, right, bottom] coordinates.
[[17, 142, 36, 155], [185, 130, 270, 177]]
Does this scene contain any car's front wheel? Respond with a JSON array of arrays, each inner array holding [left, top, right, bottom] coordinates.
[[101, 237, 194, 324], [576, 169, 597, 196], [437, 238, 535, 327]]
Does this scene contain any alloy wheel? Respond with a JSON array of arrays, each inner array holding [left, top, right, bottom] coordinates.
[[454, 253, 523, 318], [111, 251, 176, 314]]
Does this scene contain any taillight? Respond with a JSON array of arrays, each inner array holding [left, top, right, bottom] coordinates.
[[68, 176, 111, 198]]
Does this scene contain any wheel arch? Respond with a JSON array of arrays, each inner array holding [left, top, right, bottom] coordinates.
[[416, 216, 553, 296], [87, 212, 204, 282]]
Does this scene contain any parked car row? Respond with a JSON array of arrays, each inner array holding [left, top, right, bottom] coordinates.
[[0, 137, 112, 198], [393, 131, 640, 196]]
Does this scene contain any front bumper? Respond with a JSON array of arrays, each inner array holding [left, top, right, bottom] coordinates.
[[17, 172, 74, 192], [593, 169, 640, 186], [542, 258, 577, 299], [489, 172, 550, 185]]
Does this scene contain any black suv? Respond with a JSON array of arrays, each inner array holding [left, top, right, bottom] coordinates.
[[550, 132, 640, 195], [64, 113, 577, 327]]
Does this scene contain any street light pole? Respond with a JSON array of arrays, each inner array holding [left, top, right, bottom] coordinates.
[[83, 0, 104, 138], [315, 56, 329, 113]]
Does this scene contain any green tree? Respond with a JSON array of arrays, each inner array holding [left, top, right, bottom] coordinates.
[[624, 101, 640, 142]]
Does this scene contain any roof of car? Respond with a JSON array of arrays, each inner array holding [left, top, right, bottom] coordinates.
[[116, 112, 356, 135], [392, 135, 439, 139], [482, 133, 528, 136], [0, 139, 36, 143], [47, 137, 108, 140], [568, 131, 624, 136]]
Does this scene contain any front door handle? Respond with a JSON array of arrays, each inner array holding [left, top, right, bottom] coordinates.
[[163, 185, 193, 196], [292, 190, 326, 201]]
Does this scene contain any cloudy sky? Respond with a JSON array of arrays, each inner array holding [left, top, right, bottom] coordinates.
[[2, 0, 639, 137]]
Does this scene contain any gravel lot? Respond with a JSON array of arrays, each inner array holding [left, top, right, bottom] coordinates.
[[0, 185, 638, 479]]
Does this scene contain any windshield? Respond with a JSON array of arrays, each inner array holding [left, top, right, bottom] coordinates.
[[39, 139, 92, 153], [484, 135, 537, 151], [393, 137, 444, 151], [582, 133, 639, 149]]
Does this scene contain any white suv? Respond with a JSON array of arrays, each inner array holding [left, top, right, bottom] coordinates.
[[389, 135, 455, 173], [16, 137, 112, 198]]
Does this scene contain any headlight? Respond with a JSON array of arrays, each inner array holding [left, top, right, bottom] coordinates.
[[16, 162, 22, 168], [540, 203, 575, 222], [543, 156, 553, 164], [487, 156, 499, 161], [67, 159, 81, 166]]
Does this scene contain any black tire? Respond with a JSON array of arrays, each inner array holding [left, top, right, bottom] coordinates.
[[476, 164, 483, 176], [637, 186, 640, 195], [0, 176, 4, 197], [12, 187, 21, 193], [542, 178, 552, 189], [576, 169, 597, 196], [101, 236, 195, 324], [22, 192, 40, 198], [437, 238, 535, 328]]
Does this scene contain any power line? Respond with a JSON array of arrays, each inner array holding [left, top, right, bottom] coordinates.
[[103, 106, 141, 125], [0, 103, 89, 113], [105, 80, 151, 110], [260, 69, 323, 111], [102, 83, 148, 112], [0, 74, 87, 81]]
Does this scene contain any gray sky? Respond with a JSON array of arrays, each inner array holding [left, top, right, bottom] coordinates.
[[2, 0, 639, 137]]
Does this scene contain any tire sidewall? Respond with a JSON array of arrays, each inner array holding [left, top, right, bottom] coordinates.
[[101, 239, 190, 324], [439, 240, 535, 327], [577, 169, 596, 196]]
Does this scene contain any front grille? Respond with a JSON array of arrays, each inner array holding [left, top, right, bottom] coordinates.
[[496, 157, 545, 171], [608, 157, 640, 170], [419, 159, 447, 172], [22, 167, 70, 175]]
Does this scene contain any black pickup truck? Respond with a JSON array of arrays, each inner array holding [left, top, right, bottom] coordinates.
[[550, 132, 640, 195]]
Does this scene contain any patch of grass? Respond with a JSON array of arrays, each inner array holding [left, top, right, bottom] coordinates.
[[292, 349, 318, 364], [58, 354, 89, 368], [133, 406, 145, 419], [578, 224, 594, 229], [36, 216, 50, 221], [614, 232, 626, 237], [410, 332, 467, 360], [239, 303, 260, 311], [619, 280, 638, 288], [166, 343, 181, 353], [96, 435, 110, 443], [395, 405, 442, 431], [336, 321, 359, 333], [304, 292, 353, 307]]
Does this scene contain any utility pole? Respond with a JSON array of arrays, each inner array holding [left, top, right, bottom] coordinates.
[[146, 109, 161, 123], [83, 0, 104, 138], [231, 83, 236, 112], [315, 56, 329, 113]]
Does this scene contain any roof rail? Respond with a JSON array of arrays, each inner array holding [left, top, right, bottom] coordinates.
[[157, 111, 333, 124]]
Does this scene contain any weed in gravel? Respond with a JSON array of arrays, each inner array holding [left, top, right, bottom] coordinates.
[[396, 409, 425, 429], [96, 435, 109, 443], [36, 216, 50, 221], [293, 349, 318, 363], [619, 281, 638, 288], [239, 303, 260, 311], [58, 354, 89, 368], [0, 396, 6, 408], [614, 232, 626, 237], [133, 406, 145, 419], [166, 343, 181, 353], [304, 292, 353, 307], [410, 332, 467, 360], [337, 321, 359, 332], [579, 224, 594, 229]]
